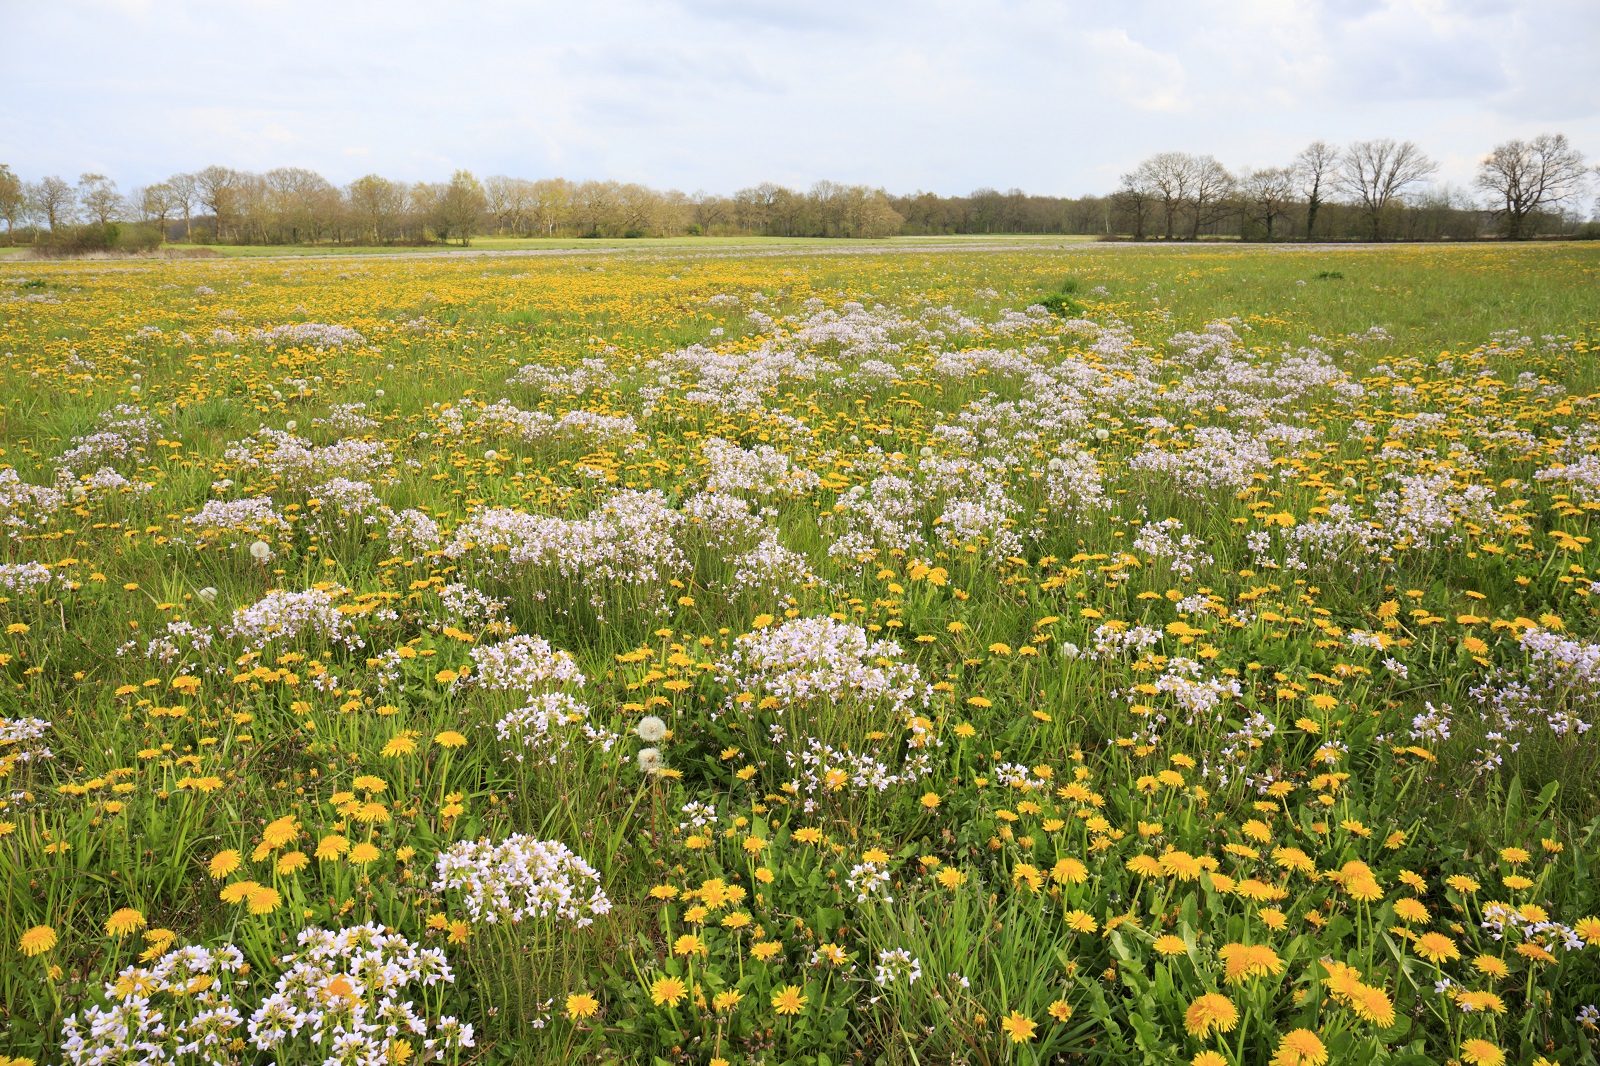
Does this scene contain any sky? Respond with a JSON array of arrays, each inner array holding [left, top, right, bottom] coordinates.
[[4, 0, 1597, 197]]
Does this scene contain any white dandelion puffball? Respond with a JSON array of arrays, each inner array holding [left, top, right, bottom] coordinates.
[[636, 715, 667, 743], [197, 586, 218, 604], [285, 419, 298, 431], [637, 747, 663, 774], [484, 449, 499, 462], [1094, 428, 1110, 441], [1059, 641, 1081, 660], [249, 540, 272, 561]]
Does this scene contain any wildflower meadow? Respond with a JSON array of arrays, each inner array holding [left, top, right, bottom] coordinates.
[[1, 241, 1599, 1066]]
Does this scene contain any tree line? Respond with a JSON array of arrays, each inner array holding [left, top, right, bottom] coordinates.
[[1, 134, 1594, 250]]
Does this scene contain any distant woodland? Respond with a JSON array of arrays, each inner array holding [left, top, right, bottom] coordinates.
[[2, 135, 1595, 251]]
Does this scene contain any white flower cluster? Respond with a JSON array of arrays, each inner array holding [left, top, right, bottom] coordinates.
[[57, 405, 163, 473], [314, 402, 381, 433], [444, 489, 687, 599], [1127, 426, 1277, 495], [247, 924, 462, 1062], [470, 634, 586, 693], [122, 620, 215, 667], [784, 736, 928, 813], [62, 927, 467, 1066], [648, 340, 841, 415], [494, 692, 620, 764], [1093, 623, 1163, 659], [681, 491, 770, 549], [0, 560, 52, 591], [68, 467, 155, 498], [717, 615, 930, 721], [248, 322, 366, 347], [433, 834, 611, 927], [827, 475, 926, 567], [1132, 518, 1214, 578], [1536, 454, 1600, 502], [936, 494, 1023, 560], [0, 468, 66, 537], [185, 497, 290, 539], [701, 436, 821, 496], [223, 428, 393, 491], [307, 478, 386, 533], [1043, 448, 1108, 515], [473, 400, 638, 446], [1466, 626, 1597, 775], [61, 942, 248, 1066], [507, 357, 615, 396], [224, 585, 362, 650], [873, 948, 923, 988], [385, 508, 442, 556], [726, 531, 822, 600], [435, 582, 509, 629], [0, 715, 53, 772], [1373, 472, 1505, 549]]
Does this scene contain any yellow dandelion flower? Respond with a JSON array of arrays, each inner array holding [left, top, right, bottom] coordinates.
[[1459, 1039, 1505, 1066], [1153, 934, 1187, 956], [1184, 993, 1238, 1037], [19, 925, 58, 957], [105, 908, 146, 938], [316, 834, 350, 860], [1271, 1029, 1328, 1066], [650, 975, 687, 1007], [1413, 932, 1460, 964], [1000, 1010, 1037, 1043], [207, 849, 242, 880], [771, 984, 808, 1015]]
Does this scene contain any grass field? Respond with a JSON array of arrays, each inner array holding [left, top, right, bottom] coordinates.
[[1, 242, 1599, 1066]]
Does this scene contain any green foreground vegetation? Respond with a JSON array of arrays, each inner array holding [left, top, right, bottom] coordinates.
[[0, 242, 1598, 1066]]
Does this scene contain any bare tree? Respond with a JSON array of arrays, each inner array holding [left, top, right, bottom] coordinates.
[[194, 165, 241, 242], [1185, 155, 1235, 238], [264, 168, 339, 243], [1242, 167, 1296, 238], [1339, 139, 1436, 239], [1476, 133, 1590, 239], [1112, 177, 1154, 239], [483, 175, 534, 235], [167, 173, 199, 241], [0, 165, 23, 242], [571, 180, 623, 236], [1130, 152, 1194, 238], [1293, 141, 1340, 239], [433, 170, 487, 244], [27, 175, 76, 232], [346, 174, 407, 243], [78, 173, 122, 226], [133, 182, 178, 240], [690, 190, 730, 234], [733, 184, 780, 234], [528, 178, 574, 236]]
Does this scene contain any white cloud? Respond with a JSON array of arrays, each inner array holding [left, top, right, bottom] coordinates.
[[1, 0, 1595, 195], [1083, 29, 1189, 113]]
